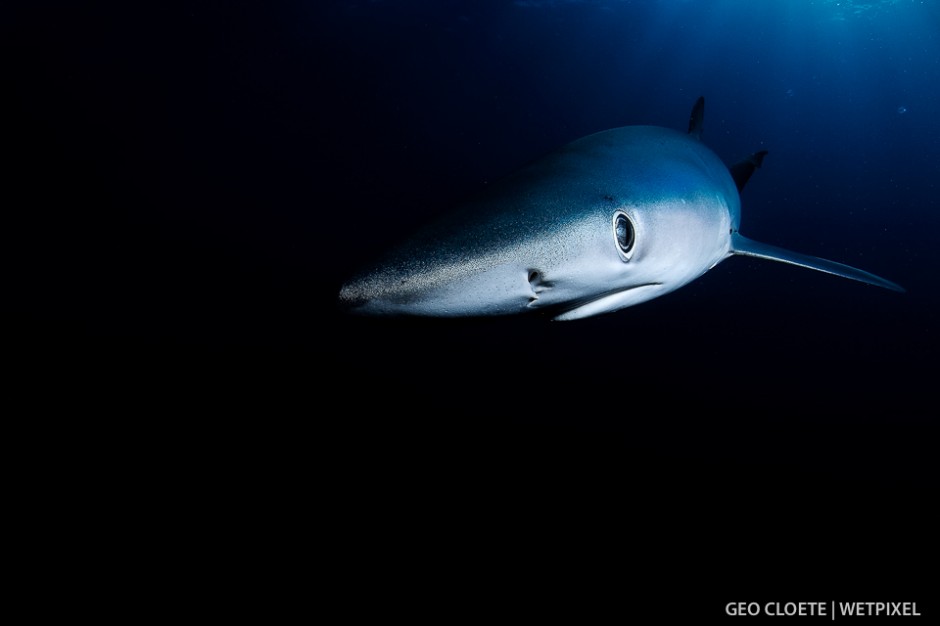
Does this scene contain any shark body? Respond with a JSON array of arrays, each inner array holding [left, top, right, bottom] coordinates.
[[339, 98, 902, 320]]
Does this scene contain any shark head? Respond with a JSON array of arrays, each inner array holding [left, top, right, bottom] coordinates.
[[338, 98, 902, 321]]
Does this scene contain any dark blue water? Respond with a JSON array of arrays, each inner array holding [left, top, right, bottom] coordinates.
[[5, 1, 937, 607]]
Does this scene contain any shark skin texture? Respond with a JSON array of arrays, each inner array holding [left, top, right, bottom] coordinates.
[[339, 98, 903, 321]]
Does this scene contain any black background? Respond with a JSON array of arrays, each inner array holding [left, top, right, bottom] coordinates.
[[4, 2, 935, 616]]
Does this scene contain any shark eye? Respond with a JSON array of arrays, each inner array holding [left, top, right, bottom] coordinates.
[[613, 211, 635, 260]]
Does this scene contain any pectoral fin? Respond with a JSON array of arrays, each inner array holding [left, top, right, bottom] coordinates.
[[730, 234, 905, 292]]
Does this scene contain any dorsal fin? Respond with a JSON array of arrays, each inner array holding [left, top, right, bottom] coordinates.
[[729, 150, 769, 193], [687, 96, 705, 140]]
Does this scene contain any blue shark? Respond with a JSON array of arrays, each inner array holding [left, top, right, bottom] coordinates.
[[338, 97, 903, 320]]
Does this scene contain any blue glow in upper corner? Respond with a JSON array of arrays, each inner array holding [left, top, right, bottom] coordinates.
[[508, 0, 919, 14]]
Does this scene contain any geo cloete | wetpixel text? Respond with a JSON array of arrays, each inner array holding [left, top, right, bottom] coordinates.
[[726, 602, 921, 617]]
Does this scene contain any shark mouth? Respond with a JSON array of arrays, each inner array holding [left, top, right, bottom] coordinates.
[[550, 282, 664, 321]]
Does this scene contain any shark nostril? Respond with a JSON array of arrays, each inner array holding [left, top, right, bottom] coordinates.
[[528, 269, 554, 294]]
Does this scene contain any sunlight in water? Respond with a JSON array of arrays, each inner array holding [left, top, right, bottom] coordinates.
[[824, 0, 909, 19]]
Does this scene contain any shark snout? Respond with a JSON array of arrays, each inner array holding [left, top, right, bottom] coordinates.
[[337, 280, 379, 315], [337, 273, 426, 316], [336, 287, 363, 312]]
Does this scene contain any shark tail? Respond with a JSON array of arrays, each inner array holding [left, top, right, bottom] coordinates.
[[730, 233, 905, 293]]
